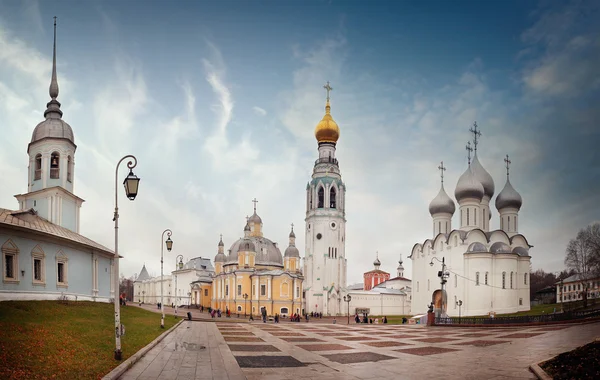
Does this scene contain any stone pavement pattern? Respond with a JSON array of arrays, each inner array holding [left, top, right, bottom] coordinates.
[[120, 319, 600, 380]]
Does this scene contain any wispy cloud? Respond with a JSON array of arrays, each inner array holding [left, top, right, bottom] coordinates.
[[252, 106, 267, 116]]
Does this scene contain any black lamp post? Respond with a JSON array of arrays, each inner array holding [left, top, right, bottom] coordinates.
[[243, 293, 248, 316], [175, 255, 183, 316], [160, 230, 173, 329], [456, 300, 463, 323], [343, 295, 352, 324]]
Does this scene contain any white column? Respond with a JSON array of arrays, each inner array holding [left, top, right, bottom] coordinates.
[[61, 155, 68, 188], [267, 277, 271, 300], [42, 154, 49, 188]]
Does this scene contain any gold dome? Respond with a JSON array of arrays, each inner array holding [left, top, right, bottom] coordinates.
[[314, 101, 340, 144]]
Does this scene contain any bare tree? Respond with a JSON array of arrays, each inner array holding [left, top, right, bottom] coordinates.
[[564, 223, 600, 307]]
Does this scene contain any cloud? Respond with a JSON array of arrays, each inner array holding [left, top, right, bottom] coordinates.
[[252, 106, 267, 116]]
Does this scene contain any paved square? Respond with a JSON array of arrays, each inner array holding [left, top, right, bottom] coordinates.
[[453, 340, 511, 347], [323, 352, 396, 364], [280, 337, 324, 342], [395, 346, 462, 356], [411, 337, 461, 343], [499, 333, 544, 338], [297, 343, 353, 351], [223, 336, 264, 342], [363, 341, 414, 347], [235, 355, 306, 368], [228, 344, 281, 352]]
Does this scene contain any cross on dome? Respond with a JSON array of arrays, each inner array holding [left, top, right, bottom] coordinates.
[[469, 121, 481, 151], [323, 81, 333, 101], [504, 154, 511, 177], [465, 141, 473, 165], [438, 161, 447, 184], [252, 198, 258, 212], [291, 223, 294, 231]]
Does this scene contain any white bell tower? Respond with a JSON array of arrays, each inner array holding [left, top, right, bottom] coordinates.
[[303, 82, 347, 316]]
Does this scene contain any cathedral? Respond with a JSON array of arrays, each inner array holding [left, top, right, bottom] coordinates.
[[302, 83, 348, 316], [410, 124, 531, 317], [0, 21, 114, 302]]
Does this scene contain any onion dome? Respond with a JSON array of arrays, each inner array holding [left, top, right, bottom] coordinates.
[[289, 228, 295, 239], [471, 154, 495, 198], [373, 253, 381, 267], [218, 236, 224, 247], [244, 222, 251, 232], [284, 244, 300, 257], [495, 178, 522, 211], [31, 18, 74, 148], [490, 242, 512, 254], [248, 212, 262, 224], [429, 185, 456, 216], [455, 167, 484, 202], [315, 83, 340, 144]]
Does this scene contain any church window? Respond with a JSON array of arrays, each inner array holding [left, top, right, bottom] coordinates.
[[252, 285, 256, 296], [296, 286, 299, 298], [454, 296, 457, 309], [245, 255, 249, 265], [309, 189, 313, 209], [519, 298, 523, 306], [56, 251, 68, 287], [204, 289, 208, 296], [330, 187, 337, 208], [508, 216, 511, 231], [474, 209, 477, 225], [93, 258, 98, 292], [446, 221, 448, 232], [476, 272, 480, 285], [501, 218, 503, 230], [237, 305, 242, 312], [485, 272, 488, 285], [237, 284, 242, 296], [461, 210, 463, 225], [2, 239, 19, 283], [516, 218, 517, 231], [524, 273, 527, 285], [467, 209, 470, 225], [260, 284, 266, 296], [317, 187, 324, 208], [67, 156, 72, 182], [34, 154, 42, 180], [483, 209, 486, 228], [438, 222, 441, 234], [510, 272, 513, 289], [50, 152, 60, 179], [502, 272, 506, 289], [31, 245, 45, 284], [280, 307, 289, 315], [225, 285, 229, 296]]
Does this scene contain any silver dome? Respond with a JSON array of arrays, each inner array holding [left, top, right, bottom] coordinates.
[[429, 185, 456, 216], [512, 246, 529, 256], [373, 257, 381, 266], [237, 239, 256, 253], [31, 117, 75, 145], [495, 178, 522, 211], [228, 236, 283, 266], [284, 245, 300, 257], [466, 242, 487, 253], [455, 166, 484, 202], [490, 242, 512, 254], [248, 212, 262, 224], [214, 252, 226, 263], [471, 154, 495, 198]]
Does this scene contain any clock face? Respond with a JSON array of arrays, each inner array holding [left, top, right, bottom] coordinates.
[[316, 233, 322, 240]]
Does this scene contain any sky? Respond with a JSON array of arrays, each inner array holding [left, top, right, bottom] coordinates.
[[0, 0, 599, 284]]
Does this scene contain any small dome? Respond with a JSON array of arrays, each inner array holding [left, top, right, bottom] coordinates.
[[429, 185, 456, 216], [218, 237, 224, 247], [466, 242, 487, 253], [284, 246, 300, 257], [455, 166, 484, 202], [373, 257, 381, 266], [238, 239, 256, 253], [490, 242, 512, 254], [248, 212, 262, 224], [471, 154, 495, 198], [214, 252, 226, 263], [512, 246, 529, 256], [495, 178, 522, 211], [289, 228, 296, 238], [31, 118, 75, 145], [315, 102, 340, 144], [244, 223, 251, 232]]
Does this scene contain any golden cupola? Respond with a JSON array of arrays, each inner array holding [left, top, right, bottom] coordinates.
[[314, 82, 340, 144]]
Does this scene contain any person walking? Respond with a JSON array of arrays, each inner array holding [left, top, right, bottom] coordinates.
[[261, 307, 267, 323]]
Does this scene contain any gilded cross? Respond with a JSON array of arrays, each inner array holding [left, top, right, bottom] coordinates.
[[291, 223, 294, 230], [252, 198, 258, 212], [219, 234, 222, 240], [438, 161, 447, 184], [469, 121, 482, 151], [466, 141, 473, 165], [323, 81, 333, 101], [504, 154, 511, 177]]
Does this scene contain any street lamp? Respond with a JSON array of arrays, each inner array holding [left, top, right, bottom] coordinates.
[[160, 229, 173, 329], [343, 295, 352, 324], [456, 300, 463, 323], [188, 292, 191, 307], [174, 255, 183, 317], [113, 154, 140, 360], [243, 293, 248, 316], [430, 256, 448, 319], [142, 290, 145, 304]]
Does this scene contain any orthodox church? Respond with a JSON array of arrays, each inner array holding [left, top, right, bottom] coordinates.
[[211, 205, 304, 317], [0, 20, 114, 302], [410, 124, 531, 317], [302, 83, 348, 316]]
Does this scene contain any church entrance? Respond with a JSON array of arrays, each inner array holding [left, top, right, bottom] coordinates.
[[431, 289, 447, 318]]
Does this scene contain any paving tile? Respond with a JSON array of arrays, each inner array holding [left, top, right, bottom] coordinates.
[[362, 341, 414, 347], [322, 352, 395, 364], [235, 355, 307, 368], [395, 346, 462, 356], [220, 331, 255, 336], [228, 344, 281, 352], [223, 336, 265, 342], [269, 332, 306, 336], [498, 333, 544, 338], [336, 336, 379, 341], [280, 337, 325, 342], [386, 334, 421, 339], [453, 340, 511, 347], [411, 337, 461, 343], [297, 343, 353, 351], [459, 333, 496, 337]]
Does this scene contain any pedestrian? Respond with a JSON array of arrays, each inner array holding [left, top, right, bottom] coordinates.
[[261, 307, 267, 323], [383, 316, 388, 324]]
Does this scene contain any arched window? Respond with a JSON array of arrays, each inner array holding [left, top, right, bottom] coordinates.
[[485, 272, 488, 285], [510, 272, 513, 289], [309, 188, 313, 209], [476, 272, 480, 285], [330, 187, 336, 208], [50, 152, 60, 179], [280, 307, 289, 315], [524, 273, 527, 285], [502, 272, 506, 289], [467, 209, 470, 225], [67, 156, 72, 182], [317, 187, 324, 208], [508, 216, 511, 231], [474, 209, 477, 225], [34, 154, 42, 180]]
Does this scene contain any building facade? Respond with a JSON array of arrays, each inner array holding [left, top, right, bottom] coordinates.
[[556, 274, 600, 304], [212, 208, 303, 317], [410, 124, 531, 317], [303, 83, 348, 316], [1, 20, 114, 303], [364, 254, 390, 290]]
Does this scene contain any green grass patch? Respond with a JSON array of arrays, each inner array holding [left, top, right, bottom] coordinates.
[[0, 300, 178, 380], [358, 315, 413, 325]]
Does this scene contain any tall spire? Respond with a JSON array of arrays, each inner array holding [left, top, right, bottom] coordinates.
[[44, 16, 62, 119]]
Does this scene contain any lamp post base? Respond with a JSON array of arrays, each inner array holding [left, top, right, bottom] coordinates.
[[114, 349, 122, 360], [161, 317, 165, 329]]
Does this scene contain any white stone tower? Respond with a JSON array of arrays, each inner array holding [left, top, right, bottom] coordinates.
[[495, 154, 523, 237], [14, 18, 83, 233], [303, 82, 347, 316]]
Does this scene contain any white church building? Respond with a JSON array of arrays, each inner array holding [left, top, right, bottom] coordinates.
[[1, 20, 114, 302], [410, 124, 531, 317]]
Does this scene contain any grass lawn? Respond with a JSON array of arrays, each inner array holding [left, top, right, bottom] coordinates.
[[0, 301, 178, 380], [361, 315, 413, 325]]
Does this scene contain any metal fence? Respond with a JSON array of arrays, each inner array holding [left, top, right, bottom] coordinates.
[[435, 308, 600, 325]]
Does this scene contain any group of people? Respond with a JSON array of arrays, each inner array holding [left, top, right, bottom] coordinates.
[[354, 313, 388, 324]]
